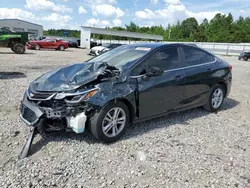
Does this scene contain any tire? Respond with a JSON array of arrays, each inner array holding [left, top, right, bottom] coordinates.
[[243, 56, 248, 61], [238, 56, 241, 60], [12, 43, 26, 54], [203, 84, 225, 112], [36, 118, 48, 139], [89, 101, 130, 143], [59, 45, 65, 51], [35, 44, 40, 50]]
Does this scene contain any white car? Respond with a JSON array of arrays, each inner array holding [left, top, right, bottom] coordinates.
[[89, 43, 123, 56]]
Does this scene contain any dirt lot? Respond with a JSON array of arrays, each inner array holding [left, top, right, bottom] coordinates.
[[0, 48, 250, 188]]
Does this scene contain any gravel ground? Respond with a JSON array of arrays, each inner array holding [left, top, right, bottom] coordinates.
[[0, 48, 249, 188]]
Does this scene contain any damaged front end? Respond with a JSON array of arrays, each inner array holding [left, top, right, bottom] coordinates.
[[20, 86, 97, 133], [19, 61, 120, 158]]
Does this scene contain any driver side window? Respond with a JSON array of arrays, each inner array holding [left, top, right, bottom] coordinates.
[[131, 60, 147, 76], [131, 47, 180, 76], [147, 47, 180, 71]]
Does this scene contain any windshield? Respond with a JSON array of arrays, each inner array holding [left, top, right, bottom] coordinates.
[[102, 43, 112, 47], [88, 45, 152, 69]]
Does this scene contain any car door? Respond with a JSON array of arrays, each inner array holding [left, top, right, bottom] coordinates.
[[44, 39, 54, 49], [130, 46, 186, 119], [42, 39, 50, 48], [180, 46, 216, 107], [49, 40, 58, 49], [53, 40, 61, 49]]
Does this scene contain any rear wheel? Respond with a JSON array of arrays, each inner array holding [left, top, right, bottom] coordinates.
[[59, 45, 65, 51], [243, 56, 248, 61], [89, 101, 130, 143], [12, 43, 26, 54], [203, 84, 225, 112]]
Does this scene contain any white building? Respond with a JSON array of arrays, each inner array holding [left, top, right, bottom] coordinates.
[[0, 19, 43, 37]]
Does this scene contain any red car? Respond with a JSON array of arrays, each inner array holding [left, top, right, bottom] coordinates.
[[27, 39, 69, 51]]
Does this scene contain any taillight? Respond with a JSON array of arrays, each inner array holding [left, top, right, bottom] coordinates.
[[229, 65, 232, 71]]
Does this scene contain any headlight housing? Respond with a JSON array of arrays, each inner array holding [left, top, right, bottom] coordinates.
[[54, 88, 98, 103]]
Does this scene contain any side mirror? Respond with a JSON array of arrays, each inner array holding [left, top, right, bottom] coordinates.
[[146, 67, 163, 77]]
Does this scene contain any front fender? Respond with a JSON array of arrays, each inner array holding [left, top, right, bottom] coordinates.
[[87, 82, 137, 114]]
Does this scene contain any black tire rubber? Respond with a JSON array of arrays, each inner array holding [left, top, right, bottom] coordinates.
[[59, 45, 65, 51], [35, 44, 40, 50], [238, 56, 241, 60], [12, 43, 26, 54], [243, 56, 248, 61], [203, 84, 225, 112], [89, 101, 130, 143], [36, 118, 48, 139]]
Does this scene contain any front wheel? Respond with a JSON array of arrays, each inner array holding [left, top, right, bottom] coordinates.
[[59, 45, 65, 51], [12, 43, 26, 54], [35, 44, 40, 50], [203, 84, 225, 112], [89, 101, 130, 143], [238, 56, 241, 60]]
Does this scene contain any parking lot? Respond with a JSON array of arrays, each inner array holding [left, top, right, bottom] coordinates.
[[0, 48, 250, 188]]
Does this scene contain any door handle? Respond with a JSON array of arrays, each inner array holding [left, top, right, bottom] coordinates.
[[174, 75, 185, 80]]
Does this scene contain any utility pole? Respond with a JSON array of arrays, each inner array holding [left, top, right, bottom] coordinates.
[[168, 28, 171, 40]]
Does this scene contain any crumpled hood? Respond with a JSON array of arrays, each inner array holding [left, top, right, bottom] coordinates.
[[30, 62, 118, 92]]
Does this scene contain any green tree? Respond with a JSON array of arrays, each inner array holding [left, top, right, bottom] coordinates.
[[43, 13, 250, 43], [180, 17, 199, 40]]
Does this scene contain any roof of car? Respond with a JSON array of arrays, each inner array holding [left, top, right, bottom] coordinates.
[[44, 38, 62, 40], [128, 43, 165, 48], [127, 42, 196, 49]]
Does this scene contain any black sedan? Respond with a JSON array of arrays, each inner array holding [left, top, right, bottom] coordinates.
[[20, 43, 232, 143]]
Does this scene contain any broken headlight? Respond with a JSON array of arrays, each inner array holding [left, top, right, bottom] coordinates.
[[54, 89, 98, 103]]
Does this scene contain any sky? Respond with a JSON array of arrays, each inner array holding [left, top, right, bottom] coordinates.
[[0, 0, 250, 30]]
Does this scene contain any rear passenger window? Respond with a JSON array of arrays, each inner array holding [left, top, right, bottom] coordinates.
[[204, 52, 215, 62], [183, 47, 215, 66], [183, 47, 205, 66]]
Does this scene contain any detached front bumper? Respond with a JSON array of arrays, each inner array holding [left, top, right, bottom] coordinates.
[[20, 97, 89, 134]]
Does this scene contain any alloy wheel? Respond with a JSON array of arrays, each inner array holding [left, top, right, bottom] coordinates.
[[211, 88, 224, 109], [102, 107, 126, 138], [60, 45, 64, 51]]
